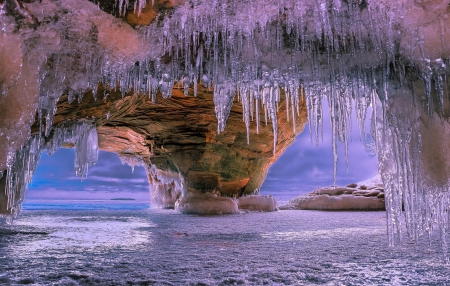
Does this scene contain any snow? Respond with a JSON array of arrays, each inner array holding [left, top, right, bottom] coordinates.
[[357, 174, 383, 187]]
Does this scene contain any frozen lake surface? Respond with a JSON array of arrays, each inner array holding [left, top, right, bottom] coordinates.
[[0, 202, 449, 285]]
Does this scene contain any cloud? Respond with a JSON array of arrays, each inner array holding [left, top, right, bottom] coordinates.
[[26, 149, 150, 200]]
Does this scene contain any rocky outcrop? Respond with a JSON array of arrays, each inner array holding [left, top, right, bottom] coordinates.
[[39, 84, 306, 205], [280, 179, 385, 211]]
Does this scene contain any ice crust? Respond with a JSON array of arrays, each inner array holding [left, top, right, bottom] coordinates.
[[238, 195, 278, 212], [175, 192, 238, 215], [284, 195, 385, 211], [1, 0, 450, 256]]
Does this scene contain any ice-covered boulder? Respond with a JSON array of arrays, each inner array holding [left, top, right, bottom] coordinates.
[[280, 195, 385, 211], [175, 193, 238, 215], [280, 176, 385, 211], [238, 195, 277, 212]]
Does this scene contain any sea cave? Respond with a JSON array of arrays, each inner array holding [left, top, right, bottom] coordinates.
[[1, 0, 450, 284]]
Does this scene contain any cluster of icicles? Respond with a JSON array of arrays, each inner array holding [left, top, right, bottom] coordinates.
[[1, 0, 450, 259], [2, 122, 98, 223]]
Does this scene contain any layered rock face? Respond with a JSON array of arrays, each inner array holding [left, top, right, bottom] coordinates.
[[41, 84, 305, 208]]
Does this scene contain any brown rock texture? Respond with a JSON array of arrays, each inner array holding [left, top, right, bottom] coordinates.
[[125, 0, 185, 26], [37, 84, 307, 199]]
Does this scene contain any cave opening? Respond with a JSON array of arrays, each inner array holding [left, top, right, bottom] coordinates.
[[261, 98, 378, 202], [23, 148, 151, 210]]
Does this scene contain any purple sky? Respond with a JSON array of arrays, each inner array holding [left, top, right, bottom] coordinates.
[[26, 150, 151, 201], [26, 100, 378, 201], [261, 100, 378, 200]]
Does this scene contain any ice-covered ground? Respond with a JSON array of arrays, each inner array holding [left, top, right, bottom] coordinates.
[[0, 207, 449, 285]]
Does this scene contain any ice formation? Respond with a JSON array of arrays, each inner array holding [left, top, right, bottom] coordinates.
[[1, 0, 450, 256], [1, 122, 98, 221], [147, 164, 185, 209], [175, 192, 238, 215], [238, 195, 278, 212], [118, 155, 184, 207]]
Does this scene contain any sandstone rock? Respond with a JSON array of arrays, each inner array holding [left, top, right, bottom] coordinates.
[[125, 0, 185, 27], [346, 183, 358, 188], [1, 0, 449, 221], [364, 191, 380, 197], [352, 190, 370, 196], [238, 195, 277, 212]]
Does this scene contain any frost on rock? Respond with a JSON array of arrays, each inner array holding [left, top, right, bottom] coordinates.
[[120, 156, 186, 209]]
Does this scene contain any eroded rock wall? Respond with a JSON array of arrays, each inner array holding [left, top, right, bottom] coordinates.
[[44, 84, 306, 205]]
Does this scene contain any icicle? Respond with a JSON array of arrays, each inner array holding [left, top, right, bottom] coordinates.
[[74, 123, 99, 179], [240, 86, 251, 144], [214, 84, 235, 134], [3, 136, 42, 222]]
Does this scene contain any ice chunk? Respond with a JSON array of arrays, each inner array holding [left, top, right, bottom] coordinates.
[[238, 195, 277, 212], [175, 192, 238, 215]]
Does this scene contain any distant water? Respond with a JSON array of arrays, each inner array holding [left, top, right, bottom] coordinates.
[[22, 199, 151, 211], [1, 205, 449, 285]]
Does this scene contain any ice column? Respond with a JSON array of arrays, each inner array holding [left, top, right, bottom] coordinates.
[[2, 136, 42, 222], [74, 123, 99, 179], [375, 85, 450, 260], [147, 164, 185, 209], [214, 83, 235, 134]]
